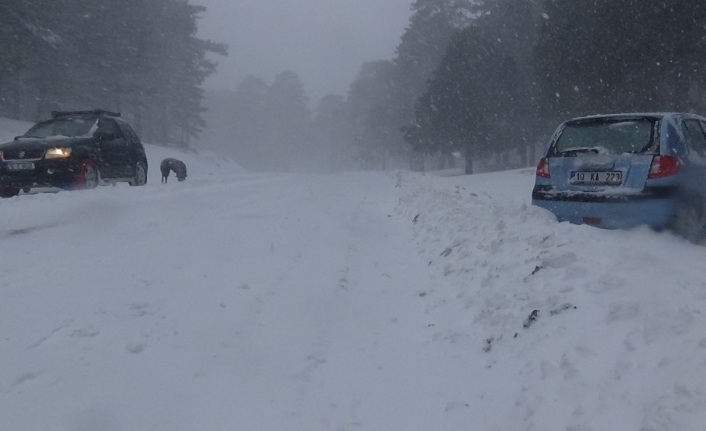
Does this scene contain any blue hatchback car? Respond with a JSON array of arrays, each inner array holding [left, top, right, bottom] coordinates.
[[532, 113, 706, 242]]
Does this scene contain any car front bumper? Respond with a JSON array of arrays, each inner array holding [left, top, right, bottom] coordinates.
[[0, 160, 76, 189]]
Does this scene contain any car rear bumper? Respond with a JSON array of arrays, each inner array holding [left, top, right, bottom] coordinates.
[[532, 185, 676, 229], [0, 160, 75, 189]]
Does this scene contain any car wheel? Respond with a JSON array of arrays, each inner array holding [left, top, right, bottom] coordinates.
[[73, 159, 99, 190], [674, 195, 705, 243], [129, 161, 147, 186], [0, 187, 20, 198]]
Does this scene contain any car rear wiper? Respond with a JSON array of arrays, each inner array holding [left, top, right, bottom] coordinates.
[[635, 141, 656, 154], [553, 147, 600, 157]]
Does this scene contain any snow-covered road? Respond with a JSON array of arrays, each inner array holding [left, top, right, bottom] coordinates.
[[1, 140, 706, 430], [0, 154, 448, 430]]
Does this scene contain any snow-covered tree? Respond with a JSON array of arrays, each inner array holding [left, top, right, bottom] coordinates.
[[346, 61, 407, 170], [0, 0, 226, 146], [410, 25, 522, 173], [393, 0, 480, 167], [313, 94, 354, 172], [535, 0, 706, 121]]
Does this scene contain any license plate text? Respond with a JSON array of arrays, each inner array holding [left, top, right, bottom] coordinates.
[[571, 171, 622, 185]]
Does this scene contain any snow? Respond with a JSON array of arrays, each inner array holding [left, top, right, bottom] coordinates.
[[1, 120, 706, 430]]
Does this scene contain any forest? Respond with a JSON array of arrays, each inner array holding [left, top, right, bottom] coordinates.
[[3, 0, 706, 173], [203, 0, 706, 173], [0, 0, 226, 146]]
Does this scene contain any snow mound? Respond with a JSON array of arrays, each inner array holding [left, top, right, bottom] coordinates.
[[393, 169, 706, 430]]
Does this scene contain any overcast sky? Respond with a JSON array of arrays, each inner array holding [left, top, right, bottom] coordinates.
[[193, 0, 414, 105]]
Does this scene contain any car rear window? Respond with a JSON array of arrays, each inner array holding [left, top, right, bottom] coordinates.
[[552, 118, 657, 156]]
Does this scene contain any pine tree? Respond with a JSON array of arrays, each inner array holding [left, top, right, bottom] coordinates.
[[230, 76, 270, 170], [0, 1, 37, 118], [0, 0, 226, 146], [410, 24, 522, 174], [535, 0, 706, 121], [392, 0, 480, 167], [480, 0, 544, 165], [313, 94, 354, 172], [346, 61, 406, 170]]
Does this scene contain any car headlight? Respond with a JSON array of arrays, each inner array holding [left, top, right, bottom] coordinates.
[[45, 148, 72, 159]]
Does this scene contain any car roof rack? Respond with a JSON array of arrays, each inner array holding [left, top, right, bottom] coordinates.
[[51, 109, 121, 118]]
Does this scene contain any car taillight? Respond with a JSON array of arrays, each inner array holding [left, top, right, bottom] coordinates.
[[536, 157, 550, 178], [648, 155, 680, 179]]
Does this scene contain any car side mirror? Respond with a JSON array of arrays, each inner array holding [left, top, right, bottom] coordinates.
[[14, 136, 21, 141]]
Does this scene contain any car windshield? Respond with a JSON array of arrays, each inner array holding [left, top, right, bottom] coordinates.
[[23, 117, 97, 138], [552, 118, 657, 155]]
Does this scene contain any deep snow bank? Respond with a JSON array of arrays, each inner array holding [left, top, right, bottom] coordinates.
[[394, 169, 706, 430]]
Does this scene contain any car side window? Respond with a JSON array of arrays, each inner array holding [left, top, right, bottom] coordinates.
[[117, 121, 140, 144], [96, 118, 124, 139], [682, 120, 706, 155]]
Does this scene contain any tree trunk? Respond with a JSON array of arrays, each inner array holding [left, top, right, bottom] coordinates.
[[134, 109, 143, 138], [529, 142, 537, 167], [12, 80, 21, 120], [160, 108, 170, 144], [463, 148, 473, 175], [437, 151, 446, 170], [0, 76, 4, 117], [36, 82, 47, 121], [502, 150, 510, 169], [410, 151, 424, 172], [437, 151, 457, 170], [519, 141, 528, 167]]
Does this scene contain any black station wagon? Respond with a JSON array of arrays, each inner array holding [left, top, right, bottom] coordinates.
[[0, 110, 148, 197]]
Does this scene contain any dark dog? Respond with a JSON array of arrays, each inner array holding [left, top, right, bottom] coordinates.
[[160, 158, 187, 183]]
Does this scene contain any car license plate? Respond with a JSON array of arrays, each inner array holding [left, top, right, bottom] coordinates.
[[570, 171, 622, 185], [6, 162, 35, 171]]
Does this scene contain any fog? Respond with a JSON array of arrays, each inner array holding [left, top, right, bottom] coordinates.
[[191, 0, 416, 173], [194, 0, 413, 103]]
